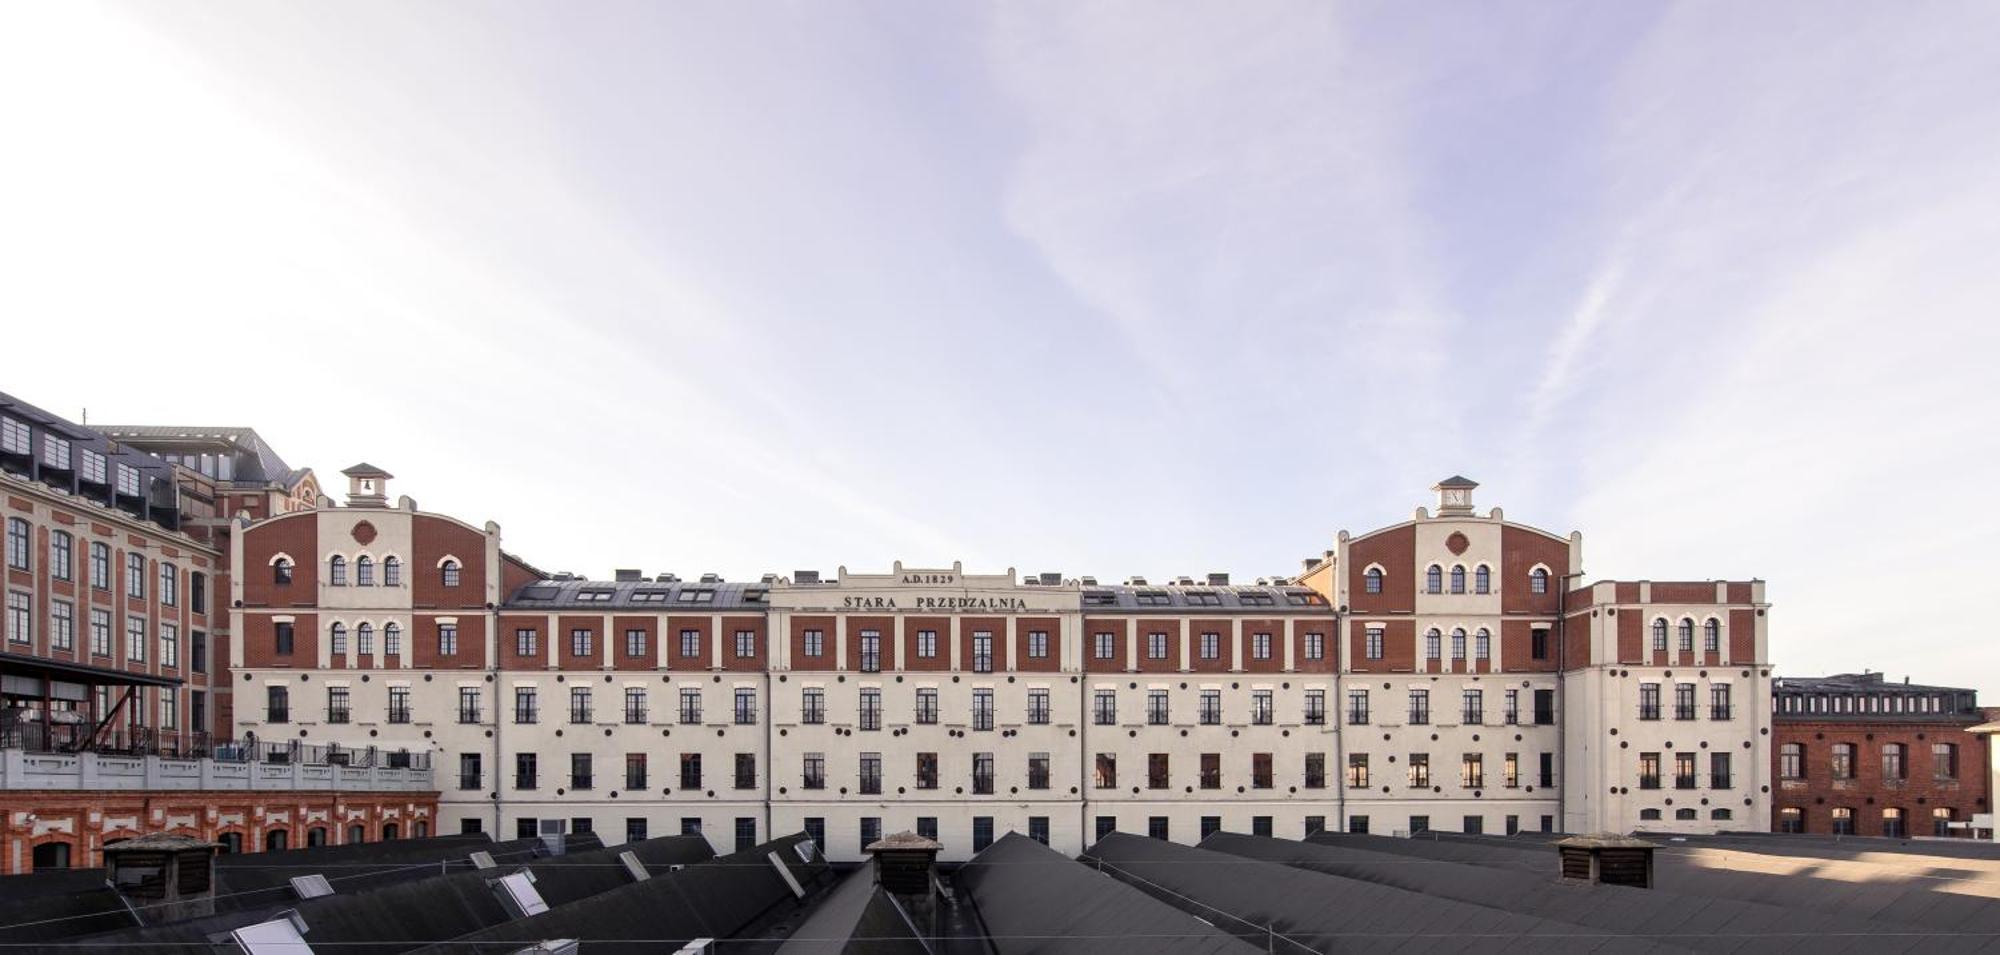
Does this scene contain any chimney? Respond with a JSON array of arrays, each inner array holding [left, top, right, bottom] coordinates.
[[104, 833, 222, 923], [1556, 835, 1657, 888], [866, 831, 943, 939], [614, 569, 643, 582], [794, 570, 820, 584], [1207, 572, 1229, 587], [1039, 572, 1061, 586]]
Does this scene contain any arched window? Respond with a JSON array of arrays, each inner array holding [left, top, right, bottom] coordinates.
[[1529, 567, 1548, 594], [1364, 567, 1383, 595], [1703, 619, 1721, 653], [1449, 565, 1466, 594], [1425, 565, 1442, 594], [1677, 618, 1695, 653], [328, 555, 347, 586], [217, 832, 242, 854], [330, 623, 348, 655], [356, 556, 374, 587], [384, 623, 402, 656], [357, 623, 375, 655], [31, 841, 72, 870], [1473, 565, 1490, 594], [383, 556, 401, 587], [1651, 619, 1668, 652], [1424, 629, 1442, 660], [441, 559, 461, 588], [307, 827, 328, 847], [382, 822, 399, 840], [414, 820, 429, 838], [1474, 628, 1490, 660], [346, 824, 365, 845], [1450, 628, 1466, 660], [5, 517, 29, 571], [273, 557, 293, 585], [264, 829, 289, 852]]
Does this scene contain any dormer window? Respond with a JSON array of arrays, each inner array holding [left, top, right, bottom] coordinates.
[[1134, 589, 1170, 606], [273, 557, 294, 585], [383, 557, 401, 587], [441, 559, 461, 588], [356, 556, 374, 587], [1425, 565, 1442, 594], [1449, 565, 1466, 594], [578, 589, 614, 602], [329, 556, 348, 586]]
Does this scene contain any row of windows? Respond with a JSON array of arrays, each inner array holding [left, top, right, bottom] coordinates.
[[1635, 682, 1735, 720], [1777, 741, 1959, 781], [272, 556, 460, 587], [1091, 688, 1326, 726], [4, 519, 207, 610], [510, 627, 760, 659], [4, 591, 207, 669], [1775, 693, 1966, 716], [1775, 805, 1954, 837], [0, 417, 143, 494], [1089, 630, 1327, 662], [1345, 687, 1557, 727], [1363, 564, 1550, 596], [1651, 618, 1723, 654], [1359, 625, 1551, 661], [1634, 751, 1738, 790], [1335, 751, 1558, 789], [271, 684, 766, 727]]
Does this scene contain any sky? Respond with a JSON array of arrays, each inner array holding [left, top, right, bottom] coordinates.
[[3, 3, 1999, 690]]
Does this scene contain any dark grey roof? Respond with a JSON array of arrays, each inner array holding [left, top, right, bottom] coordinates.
[[1212, 831, 1936, 953], [92, 423, 304, 488], [0, 392, 196, 535], [1774, 673, 1978, 697], [1772, 673, 1980, 722], [1084, 831, 1683, 953], [341, 462, 394, 478], [959, 832, 1254, 954], [773, 866, 926, 955], [1079, 584, 1330, 614], [504, 576, 770, 611], [1437, 475, 1480, 488]]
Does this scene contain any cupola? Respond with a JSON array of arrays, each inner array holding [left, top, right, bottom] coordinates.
[[341, 463, 394, 508], [1433, 475, 1477, 516]]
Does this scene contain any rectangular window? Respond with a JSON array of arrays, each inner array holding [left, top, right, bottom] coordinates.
[[90, 609, 111, 656], [1251, 633, 1272, 660], [915, 751, 938, 790], [50, 531, 72, 581], [680, 687, 703, 723], [619, 629, 646, 658], [1252, 752, 1273, 789], [4, 591, 28, 645], [1639, 683, 1661, 720], [1348, 689, 1370, 725], [1710, 683, 1732, 720], [972, 631, 992, 672], [159, 622, 178, 668], [623, 687, 646, 724], [32, 430, 62, 466], [438, 623, 458, 657], [90, 542, 110, 590], [1675, 683, 1696, 720], [570, 753, 593, 790], [1304, 689, 1326, 725], [858, 688, 880, 730], [1408, 753, 1430, 788], [974, 816, 995, 851], [388, 686, 411, 724], [973, 752, 995, 793], [801, 687, 824, 724], [126, 553, 145, 599], [267, 685, 290, 723], [916, 629, 937, 658], [1304, 632, 1324, 661], [1148, 817, 1169, 841], [1027, 630, 1048, 658], [1028, 752, 1050, 790], [972, 689, 994, 730], [858, 630, 880, 672], [1675, 752, 1697, 789], [1147, 632, 1167, 660], [1461, 752, 1484, 788], [515, 687, 539, 724], [625, 817, 647, 844], [516, 629, 539, 657], [49, 599, 73, 651], [1200, 689, 1221, 725], [79, 448, 107, 484], [1028, 816, 1050, 845], [1199, 752, 1221, 789], [1094, 632, 1114, 660], [1503, 752, 1520, 788], [1366, 627, 1384, 660], [1935, 742, 1959, 780], [802, 752, 825, 789], [116, 463, 141, 498], [803, 629, 824, 657], [1539, 752, 1555, 788], [1027, 688, 1050, 724], [159, 564, 178, 606], [327, 686, 351, 724], [275, 621, 298, 656], [1305, 752, 1326, 789], [1534, 689, 1555, 725], [4, 519, 28, 571], [725, 630, 752, 658], [516, 753, 538, 789], [1531, 628, 1549, 659], [570, 629, 593, 657], [1094, 689, 1116, 725], [459, 687, 482, 724], [1711, 752, 1733, 789], [126, 615, 145, 662], [859, 753, 882, 794], [734, 753, 756, 789], [460, 753, 483, 791], [680, 753, 703, 789], [570, 686, 593, 724], [1780, 743, 1804, 780], [1408, 689, 1429, 725], [1095, 753, 1116, 789], [1148, 752, 1170, 790], [1883, 743, 1907, 780], [680, 629, 702, 658], [859, 817, 880, 853], [1251, 690, 1273, 725], [1461, 689, 1482, 725], [1640, 752, 1661, 789], [1199, 632, 1219, 660], [734, 688, 757, 725], [1147, 690, 1170, 725]]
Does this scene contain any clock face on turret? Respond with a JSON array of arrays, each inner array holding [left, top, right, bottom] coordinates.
[[1444, 489, 1467, 506]]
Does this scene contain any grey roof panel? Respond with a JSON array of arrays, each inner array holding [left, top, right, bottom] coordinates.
[[958, 833, 1255, 954]]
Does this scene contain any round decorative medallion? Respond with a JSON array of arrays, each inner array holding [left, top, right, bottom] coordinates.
[[1445, 532, 1469, 555], [352, 521, 377, 545]]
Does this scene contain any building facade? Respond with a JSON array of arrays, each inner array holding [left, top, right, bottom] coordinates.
[[220, 467, 1773, 860], [1772, 673, 1988, 837]]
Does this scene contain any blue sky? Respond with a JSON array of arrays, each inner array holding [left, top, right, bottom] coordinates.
[[4, 3, 1998, 690]]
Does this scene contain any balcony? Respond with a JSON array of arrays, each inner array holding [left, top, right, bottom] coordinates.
[[802, 774, 825, 790], [1638, 707, 1660, 721], [1713, 775, 1733, 789], [1147, 708, 1169, 726], [972, 711, 994, 731], [733, 772, 756, 790], [267, 708, 290, 725], [1199, 771, 1221, 790], [1674, 775, 1697, 790], [1674, 707, 1696, 721], [1461, 710, 1482, 726], [569, 708, 592, 725], [572, 774, 594, 790], [973, 773, 995, 795], [802, 706, 825, 725], [859, 710, 881, 732], [1028, 769, 1050, 790], [515, 708, 539, 725], [915, 706, 938, 725], [734, 708, 758, 726], [859, 775, 882, 795], [679, 708, 702, 725], [327, 709, 351, 725], [1304, 709, 1325, 726], [626, 773, 648, 790], [680, 773, 702, 790], [1711, 707, 1733, 720], [1027, 707, 1050, 725], [515, 774, 538, 790], [859, 653, 881, 674], [1639, 778, 1661, 790], [387, 707, 411, 725], [458, 774, 482, 791], [459, 708, 482, 725], [1252, 712, 1274, 727], [1347, 709, 1369, 726]]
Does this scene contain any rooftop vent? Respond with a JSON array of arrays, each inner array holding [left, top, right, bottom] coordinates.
[[614, 569, 643, 582], [1038, 572, 1061, 586], [1207, 572, 1229, 586], [552, 572, 575, 582], [699, 573, 722, 584], [1557, 835, 1657, 888], [1126, 576, 1147, 586], [491, 870, 550, 919], [795, 570, 820, 584], [468, 851, 497, 870], [1176, 576, 1195, 586], [288, 874, 334, 900], [229, 911, 313, 955], [105, 833, 221, 924], [618, 850, 650, 882], [511, 942, 580, 955], [760, 573, 779, 584], [1079, 576, 1097, 586], [657, 573, 680, 583]]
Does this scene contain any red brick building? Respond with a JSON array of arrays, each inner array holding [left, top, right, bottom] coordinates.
[[1772, 673, 1988, 837]]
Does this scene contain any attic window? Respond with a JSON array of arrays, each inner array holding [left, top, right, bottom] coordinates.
[[1238, 592, 1275, 606], [1285, 591, 1327, 606], [1134, 590, 1170, 606], [518, 586, 559, 601], [1082, 591, 1116, 606], [677, 588, 716, 604], [630, 590, 669, 602], [1183, 591, 1222, 606], [743, 588, 768, 604], [577, 590, 614, 602]]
